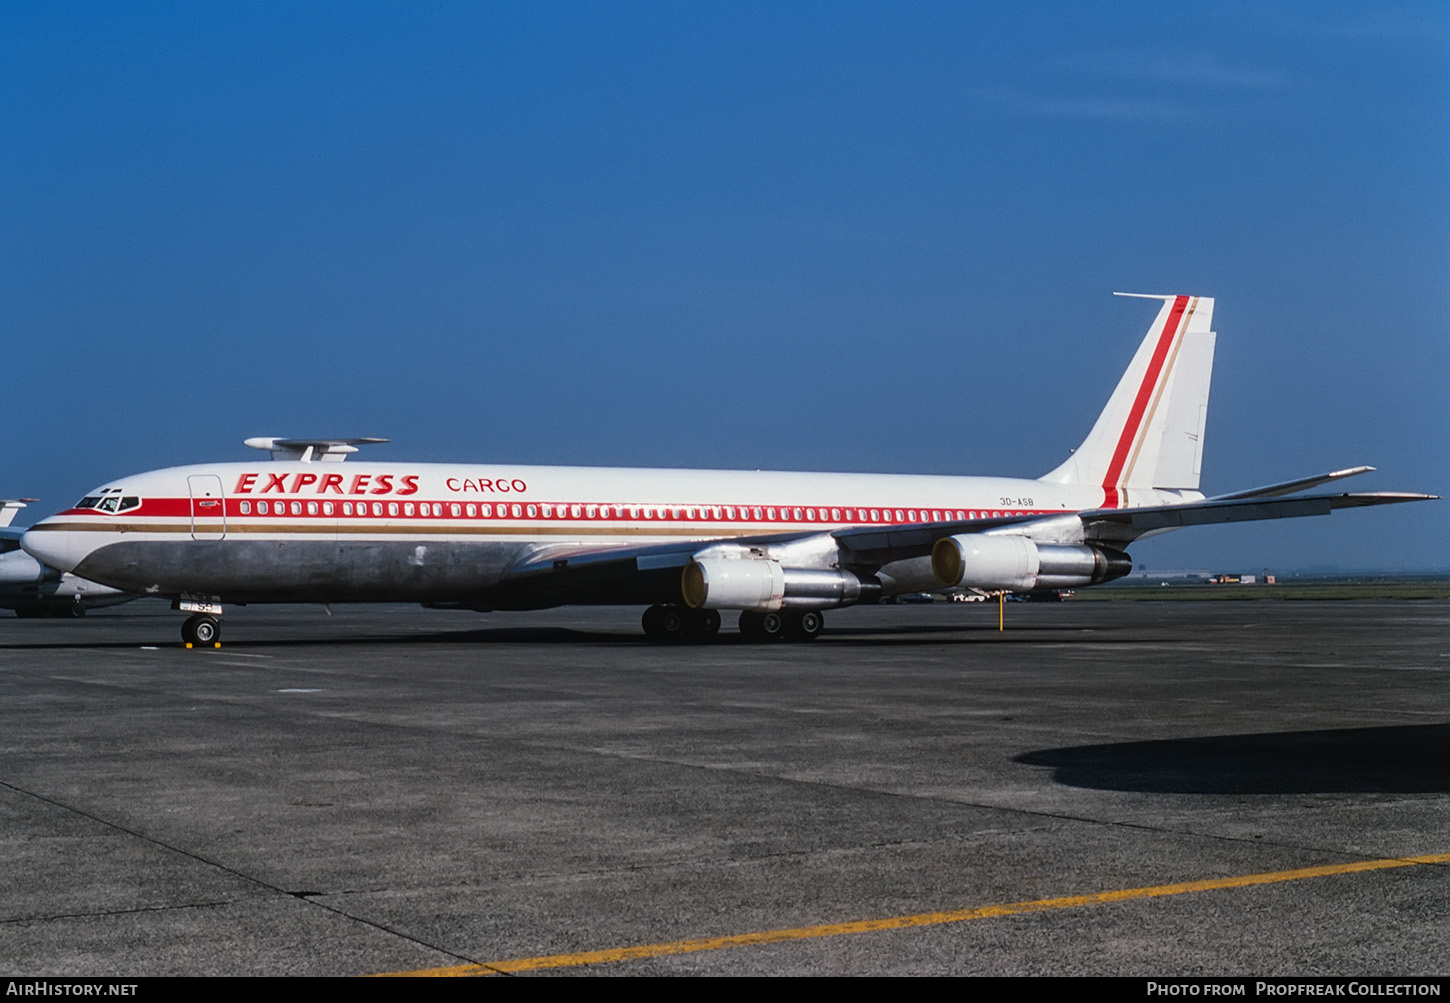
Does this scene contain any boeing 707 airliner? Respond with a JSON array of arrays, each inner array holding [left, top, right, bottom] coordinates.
[[21, 295, 1433, 644]]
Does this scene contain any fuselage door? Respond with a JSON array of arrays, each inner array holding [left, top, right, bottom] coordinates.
[[188, 475, 227, 541]]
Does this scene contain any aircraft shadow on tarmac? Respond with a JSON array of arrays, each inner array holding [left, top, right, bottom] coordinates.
[[1016, 723, 1450, 795], [0, 627, 637, 650]]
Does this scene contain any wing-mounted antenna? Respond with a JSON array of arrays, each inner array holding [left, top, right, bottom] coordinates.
[[243, 438, 390, 463]]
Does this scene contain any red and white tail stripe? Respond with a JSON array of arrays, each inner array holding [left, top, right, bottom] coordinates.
[[1040, 294, 1216, 507]]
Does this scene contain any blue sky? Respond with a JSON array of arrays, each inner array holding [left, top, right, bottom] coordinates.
[[4, 2, 1446, 571]]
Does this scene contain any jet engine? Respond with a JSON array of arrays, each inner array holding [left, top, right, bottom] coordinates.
[[681, 558, 867, 612], [931, 535, 1130, 591]]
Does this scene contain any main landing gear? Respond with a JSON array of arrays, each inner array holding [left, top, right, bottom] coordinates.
[[642, 604, 721, 642], [738, 609, 824, 642], [181, 613, 221, 646], [641, 605, 824, 643]]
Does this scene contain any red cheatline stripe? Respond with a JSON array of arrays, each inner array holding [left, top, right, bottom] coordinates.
[[55, 500, 1061, 526], [1101, 295, 1189, 508]]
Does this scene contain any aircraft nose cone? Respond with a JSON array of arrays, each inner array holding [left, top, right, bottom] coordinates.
[[21, 524, 81, 574]]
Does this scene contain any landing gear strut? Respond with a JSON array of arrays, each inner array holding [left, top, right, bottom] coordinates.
[[181, 614, 221, 646]]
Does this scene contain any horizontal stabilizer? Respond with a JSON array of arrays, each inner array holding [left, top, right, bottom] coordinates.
[[1206, 466, 1375, 501]]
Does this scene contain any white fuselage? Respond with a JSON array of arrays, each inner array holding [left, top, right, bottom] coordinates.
[[22, 460, 1175, 606]]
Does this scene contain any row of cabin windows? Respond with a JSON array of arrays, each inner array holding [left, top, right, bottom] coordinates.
[[237, 500, 445, 517], [232, 501, 1016, 523]]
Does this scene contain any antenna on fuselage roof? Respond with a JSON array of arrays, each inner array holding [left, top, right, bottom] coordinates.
[[243, 438, 390, 463]]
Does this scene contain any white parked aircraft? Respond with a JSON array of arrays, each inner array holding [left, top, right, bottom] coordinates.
[[0, 499, 136, 617], [21, 295, 1432, 644]]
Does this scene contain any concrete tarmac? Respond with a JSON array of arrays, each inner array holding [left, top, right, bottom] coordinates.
[[1, 600, 1446, 976]]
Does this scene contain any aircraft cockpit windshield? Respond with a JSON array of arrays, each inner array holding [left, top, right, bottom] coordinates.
[[75, 489, 141, 514]]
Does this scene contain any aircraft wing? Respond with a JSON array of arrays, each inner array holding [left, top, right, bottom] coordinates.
[[0, 528, 22, 555], [483, 484, 1434, 607], [831, 488, 1435, 556], [489, 531, 834, 608], [504, 512, 1040, 581], [488, 512, 1083, 607]]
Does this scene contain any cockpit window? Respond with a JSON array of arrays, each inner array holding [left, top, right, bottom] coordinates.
[[74, 493, 141, 514]]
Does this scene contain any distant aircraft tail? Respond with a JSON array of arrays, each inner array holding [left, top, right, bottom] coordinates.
[[0, 499, 36, 529], [1039, 294, 1216, 506]]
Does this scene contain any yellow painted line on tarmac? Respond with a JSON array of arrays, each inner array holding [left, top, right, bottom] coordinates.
[[373, 851, 1450, 977]]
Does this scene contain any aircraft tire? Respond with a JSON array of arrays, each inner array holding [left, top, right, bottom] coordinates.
[[642, 604, 685, 641], [738, 610, 786, 642], [66, 604, 86, 618], [682, 607, 721, 640], [182, 614, 221, 645], [785, 609, 824, 641]]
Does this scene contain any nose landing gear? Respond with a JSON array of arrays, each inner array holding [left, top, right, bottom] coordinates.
[[181, 613, 221, 647]]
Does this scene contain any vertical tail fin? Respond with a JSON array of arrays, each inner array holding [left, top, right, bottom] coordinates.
[[0, 500, 36, 529], [1040, 294, 1216, 506]]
